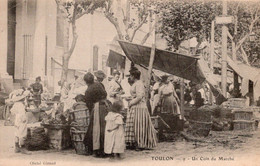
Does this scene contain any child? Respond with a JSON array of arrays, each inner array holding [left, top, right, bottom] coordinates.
[[104, 100, 125, 159], [10, 93, 30, 154]]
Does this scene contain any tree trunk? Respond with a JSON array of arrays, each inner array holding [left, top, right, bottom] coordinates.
[[61, 55, 69, 88], [61, 19, 70, 88]]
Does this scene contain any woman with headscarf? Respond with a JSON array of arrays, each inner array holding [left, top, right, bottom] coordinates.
[[30, 76, 43, 107], [125, 69, 157, 150], [83, 72, 110, 157]]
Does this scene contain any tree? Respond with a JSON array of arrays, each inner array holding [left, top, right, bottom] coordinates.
[[55, 0, 106, 87], [159, 0, 260, 66]]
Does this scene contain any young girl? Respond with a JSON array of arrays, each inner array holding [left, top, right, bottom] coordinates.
[[10, 93, 29, 153], [104, 100, 125, 159]]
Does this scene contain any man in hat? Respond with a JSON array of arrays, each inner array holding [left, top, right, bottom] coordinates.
[[108, 70, 124, 104], [30, 76, 43, 107]]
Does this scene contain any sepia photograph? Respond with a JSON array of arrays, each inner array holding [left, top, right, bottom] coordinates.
[[0, 0, 260, 165]]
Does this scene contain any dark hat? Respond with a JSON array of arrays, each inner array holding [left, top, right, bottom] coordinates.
[[94, 70, 106, 79], [161, 75, 169, 82], [129, 66, 138, 73]]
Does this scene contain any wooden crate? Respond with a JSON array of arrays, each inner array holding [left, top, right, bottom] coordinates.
[[45, 126, 71, 150], [233, 120, 255, 130]]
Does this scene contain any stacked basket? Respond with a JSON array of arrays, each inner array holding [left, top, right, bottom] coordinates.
[[69, 107, 90, 155]]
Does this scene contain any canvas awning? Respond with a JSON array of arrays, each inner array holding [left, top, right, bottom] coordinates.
[[118, 40, 205, 84], [107, 50, 126, 69]]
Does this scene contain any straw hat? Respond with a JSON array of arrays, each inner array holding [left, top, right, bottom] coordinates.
[[11, 93, 28, 102]]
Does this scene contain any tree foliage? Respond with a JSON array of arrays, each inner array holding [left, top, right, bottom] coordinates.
[[160, 0, 221, 51]]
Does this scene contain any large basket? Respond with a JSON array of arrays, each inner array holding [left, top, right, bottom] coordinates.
[[70, 108, 90, 126], [189, 120, 212, 137], [71, 130, 88, 155], [189, 109, 212, 122]]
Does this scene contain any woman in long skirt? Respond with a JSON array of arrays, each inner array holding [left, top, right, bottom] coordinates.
[[158, 75, 180, 115], [125, 69, 157, 150], [83, 72, 110, 157]]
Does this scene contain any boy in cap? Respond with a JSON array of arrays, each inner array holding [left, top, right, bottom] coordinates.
[[108, 70, 124, 104]]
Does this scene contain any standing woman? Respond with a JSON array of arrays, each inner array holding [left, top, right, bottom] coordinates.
[[158, 75, 180, 116], [151, 77, 162, 115], [83, 72, 109, 157], [30, 76, 43, 107], [125, 69, 157, 150]]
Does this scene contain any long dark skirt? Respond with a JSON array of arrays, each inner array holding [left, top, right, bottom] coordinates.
[[83, 101, 110, 155], [33, 94, 41, 107]]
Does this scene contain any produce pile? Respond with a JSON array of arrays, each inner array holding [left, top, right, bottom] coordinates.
[[42, 114, 68, 125], [41, 102, 68, 125]]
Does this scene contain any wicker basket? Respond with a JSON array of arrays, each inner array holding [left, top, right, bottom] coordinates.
[[189, 120, 212, 137], [43, 124, 71, 150], [71, 130, 88, 155], [70, 108, 90, 126]]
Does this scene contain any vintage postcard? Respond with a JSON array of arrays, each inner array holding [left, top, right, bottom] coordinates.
[[0, 0, 260, 166]]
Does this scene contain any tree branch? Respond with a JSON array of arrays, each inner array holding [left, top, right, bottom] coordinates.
[[68, 3, 78, 58], [140, 23, 155, 45], [236, 14, 259, 51], [75, 2, 94, 20], [240, 47, 249, 64], [55, 0, 69, 20], [104, 3, 124, 40], [129, 13, 148, 42]]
